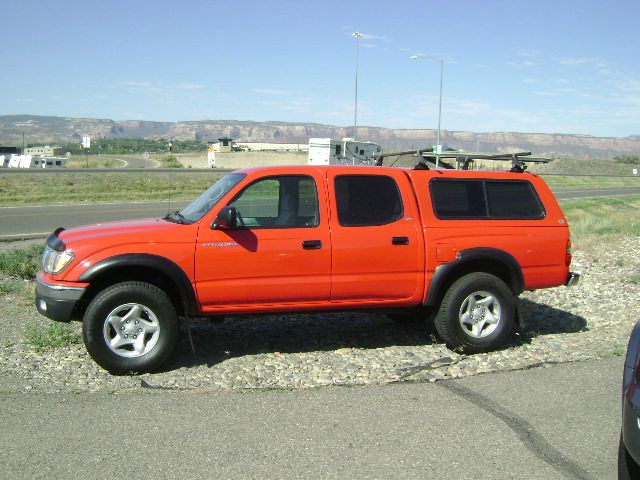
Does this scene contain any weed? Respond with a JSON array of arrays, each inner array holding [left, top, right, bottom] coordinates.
[[0, 245, 43, 279], [0, 277, 21, 295], [630, 275, 640, 285], [0, 277, 33, 304], [26, 322, 82, 352]]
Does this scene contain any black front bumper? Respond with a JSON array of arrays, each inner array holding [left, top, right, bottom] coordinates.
[[35, 277, 86, 322]]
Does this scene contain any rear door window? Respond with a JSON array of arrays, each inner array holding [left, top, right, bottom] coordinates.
[[334, 175, 404, 226]]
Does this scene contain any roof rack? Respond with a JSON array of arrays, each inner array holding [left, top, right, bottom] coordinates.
[[376, 150, 551, 172]]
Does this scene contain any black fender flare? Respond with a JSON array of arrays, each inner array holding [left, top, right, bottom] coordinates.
[[78, 254, 199, 316], [424, 248, 524, 307]]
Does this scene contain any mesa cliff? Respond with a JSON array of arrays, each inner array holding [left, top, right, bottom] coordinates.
[[1, 115, 638, 158]]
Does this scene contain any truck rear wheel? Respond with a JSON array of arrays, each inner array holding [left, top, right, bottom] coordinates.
[[82, 281, 178, 375], [434, 273, 514, 353]]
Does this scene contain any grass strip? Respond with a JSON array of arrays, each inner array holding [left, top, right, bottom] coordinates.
[[559, 195, 640, 249], [0, 171, 225, 206]]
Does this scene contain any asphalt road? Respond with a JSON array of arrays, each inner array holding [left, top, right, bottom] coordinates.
[[0, 200, 190, 240], [0, 356, 623, 479], [114, 155, 161, 168], [553, 186, 640, 200], [1, 187, 639, 241]]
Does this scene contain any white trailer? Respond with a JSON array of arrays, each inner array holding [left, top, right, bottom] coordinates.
[[308, 138, 382, 166]]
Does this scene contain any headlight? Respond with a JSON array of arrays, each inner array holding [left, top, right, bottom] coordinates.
[[42, 246, 75, 274]]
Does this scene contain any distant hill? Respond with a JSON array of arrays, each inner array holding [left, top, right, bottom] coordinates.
[[1, 114, 639, 159]]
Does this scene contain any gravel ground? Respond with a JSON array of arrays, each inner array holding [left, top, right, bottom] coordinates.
[[1, 236, 638, 393]]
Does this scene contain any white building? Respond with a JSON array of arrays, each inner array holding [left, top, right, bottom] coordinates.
[[24, 146, 55, 156]]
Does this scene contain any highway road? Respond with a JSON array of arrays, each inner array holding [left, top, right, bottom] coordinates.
[[113, 155, 161, 168], [0, 356, 623, 479], [1, 187, 639, 241], [552, 186, 640, 200]]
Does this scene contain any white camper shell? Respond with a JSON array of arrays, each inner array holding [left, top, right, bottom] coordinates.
[[308, 138, 382, 166]]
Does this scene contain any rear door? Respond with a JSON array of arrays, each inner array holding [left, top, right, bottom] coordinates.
[[327, 170, 421, 303]]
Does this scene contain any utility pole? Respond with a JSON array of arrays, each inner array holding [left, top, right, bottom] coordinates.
[[352, 32, 363, 141]]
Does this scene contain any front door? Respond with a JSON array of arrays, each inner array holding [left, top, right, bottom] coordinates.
[[195, 172, 331, 311]]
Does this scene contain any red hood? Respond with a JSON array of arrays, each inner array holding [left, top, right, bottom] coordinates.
[[58, 218, 195, 246], [49, 218, 198, 282]]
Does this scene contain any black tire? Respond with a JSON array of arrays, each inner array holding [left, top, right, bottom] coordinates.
[[434, 272, 514, 353], [82, 281, 178, 375], [619, 432, 640, 480]]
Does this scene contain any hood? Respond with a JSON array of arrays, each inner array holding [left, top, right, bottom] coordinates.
[[58, 218, 195, 247]]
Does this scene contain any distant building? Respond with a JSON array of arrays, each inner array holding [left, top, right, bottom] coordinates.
[[238, 142, 308, 152], [0, 146, 20, 155], [25, 146, 55, 156], [216, 137, 234, 153]]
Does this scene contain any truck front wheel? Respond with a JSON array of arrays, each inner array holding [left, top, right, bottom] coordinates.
[[434, 273, 515, 353], [82, 281, 178, 375]]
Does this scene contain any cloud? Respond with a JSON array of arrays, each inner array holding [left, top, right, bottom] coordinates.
[[361, 33, 387, 41], [532, 88, 577, 97], [516, 49, 540, 58], [507, 60, 536, 68], [120, 80, 153, 88], [176, 82, 205, 90], [554, 56, 602, 67], [253, 88, 290, 95]]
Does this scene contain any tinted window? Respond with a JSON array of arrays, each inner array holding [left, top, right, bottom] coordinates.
[[229, 175, 319, 228], [430, 180, 486, 218], [430, 179, 544, 220], [485, 181, 544, 218], [335, 175, 403, 226]]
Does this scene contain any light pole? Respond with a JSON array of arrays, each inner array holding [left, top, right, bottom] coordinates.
[[352, 32, 363, 142], [410, 55, 443, 167]]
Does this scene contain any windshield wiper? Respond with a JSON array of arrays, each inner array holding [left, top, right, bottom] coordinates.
[[163, 210, 186, 224]]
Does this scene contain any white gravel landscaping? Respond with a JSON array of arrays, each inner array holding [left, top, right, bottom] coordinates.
[[1, 236, 638, 393]]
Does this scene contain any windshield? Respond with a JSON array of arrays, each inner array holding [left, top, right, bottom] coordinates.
[[178, 172, 246, 223]]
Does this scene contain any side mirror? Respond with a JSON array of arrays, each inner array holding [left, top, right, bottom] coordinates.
[[212, 206, 237, 229]]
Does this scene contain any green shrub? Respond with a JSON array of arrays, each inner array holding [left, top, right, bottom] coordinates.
[[614, 155, 640, 165], [164, 156, 184, 168]]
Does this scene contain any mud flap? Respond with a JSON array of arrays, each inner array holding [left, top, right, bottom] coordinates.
[[514, 298, 525, 328]]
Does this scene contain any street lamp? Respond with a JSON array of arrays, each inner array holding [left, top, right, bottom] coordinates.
[[410, 54, 444, 167], [352, 32, 363, 142]]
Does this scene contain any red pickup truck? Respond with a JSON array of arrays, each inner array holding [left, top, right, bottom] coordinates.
[[35, 165, 579, 374]]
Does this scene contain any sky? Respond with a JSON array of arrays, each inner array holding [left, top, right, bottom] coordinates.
[[2, 0, 639, 138]]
